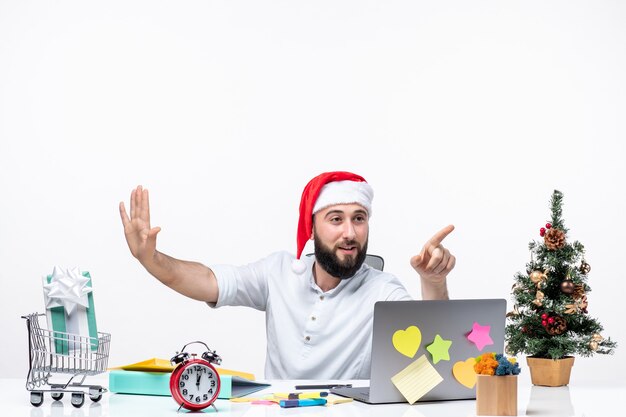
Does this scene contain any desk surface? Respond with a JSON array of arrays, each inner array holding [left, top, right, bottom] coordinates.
[[1, 375, 624, 417]]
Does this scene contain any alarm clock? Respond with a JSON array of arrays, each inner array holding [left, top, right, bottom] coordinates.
[[169, 341, 222, 411]]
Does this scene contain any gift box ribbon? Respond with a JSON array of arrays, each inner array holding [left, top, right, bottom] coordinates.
[[43, 267, 98, 353]]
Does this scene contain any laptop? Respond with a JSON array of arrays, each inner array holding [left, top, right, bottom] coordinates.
[[331, 299, 506, 404]]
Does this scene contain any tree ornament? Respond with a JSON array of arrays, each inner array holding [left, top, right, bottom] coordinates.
[[511, 283, 523, 294], [564, 295, 589, 314], [546, 223, 552, 229], [506, 305, 520, 318], [580, 260, 591, 275], [563, 303, 576, 314], [539, 227, 546, 237], [544, 228, 566, 250], [530, 270, 548, 288], [544, 315, 567, 335], [560, 279, 575, 294], [532, 290, 545, 307], [589, 333, 603, 351], [572, 284, 586, 300], [541, 313, 548, 320]]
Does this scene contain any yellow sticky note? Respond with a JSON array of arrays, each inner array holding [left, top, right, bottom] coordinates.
[[391, 354, 443, 404], [452, 357, 477, 389], [392, 326, 422, 358], [325, 394, 353, 406]]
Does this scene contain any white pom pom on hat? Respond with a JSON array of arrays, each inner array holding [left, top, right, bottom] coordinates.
[[292, 171, 373, 274]]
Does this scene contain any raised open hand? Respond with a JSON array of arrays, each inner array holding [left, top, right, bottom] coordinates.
[[410, 225, 456, 287], [119, 185, 161, 264]]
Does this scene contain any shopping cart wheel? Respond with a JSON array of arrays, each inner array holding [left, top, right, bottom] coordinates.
[[30, 391, 44, 407], [51, 392, 64, 401], [71, 392, 85, 408], [89, 386, 103, 402]]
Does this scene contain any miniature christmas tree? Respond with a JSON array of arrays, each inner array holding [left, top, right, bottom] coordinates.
[[505, 190, 616, 359]]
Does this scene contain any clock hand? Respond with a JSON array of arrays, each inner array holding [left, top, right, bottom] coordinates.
[[196, 372, 201, 388]]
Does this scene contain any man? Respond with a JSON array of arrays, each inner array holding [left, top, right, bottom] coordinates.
[[119, 171, 455, 379]]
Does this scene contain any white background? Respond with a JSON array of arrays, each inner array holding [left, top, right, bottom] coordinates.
[[1, 0, 624, 385]]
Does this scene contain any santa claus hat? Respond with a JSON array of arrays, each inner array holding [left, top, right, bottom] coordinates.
[[292, 171, 374, 274]]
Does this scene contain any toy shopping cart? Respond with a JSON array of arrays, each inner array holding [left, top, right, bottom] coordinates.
[[22, 313, 111, 408]]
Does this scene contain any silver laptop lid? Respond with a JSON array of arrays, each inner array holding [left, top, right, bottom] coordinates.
[[369, 299, 506, 403]]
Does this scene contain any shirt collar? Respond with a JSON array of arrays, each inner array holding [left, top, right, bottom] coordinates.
[[308, 260, 368, 295]]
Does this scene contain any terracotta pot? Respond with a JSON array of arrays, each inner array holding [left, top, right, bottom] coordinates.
[[526, 356, 575, 387], [476, 374, 518, 416]]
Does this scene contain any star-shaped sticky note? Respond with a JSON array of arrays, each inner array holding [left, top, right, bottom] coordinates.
[[467, 322, 493, 351], [426, 334, 452, 364]]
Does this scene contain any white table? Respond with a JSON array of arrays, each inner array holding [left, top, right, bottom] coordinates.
[[1, 375, 624, 416]]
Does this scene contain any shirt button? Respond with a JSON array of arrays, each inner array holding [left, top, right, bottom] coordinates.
[[319, 295, 325, 301], [305, 336, 311, 342], [311, 316, 316, 321]]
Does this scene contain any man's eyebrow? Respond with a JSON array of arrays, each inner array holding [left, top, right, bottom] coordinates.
[[324, 208, 368, 218], [324, 209, 345, 218]]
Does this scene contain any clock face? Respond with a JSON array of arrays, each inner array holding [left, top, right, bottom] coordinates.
[[175, 362, 219, 408]]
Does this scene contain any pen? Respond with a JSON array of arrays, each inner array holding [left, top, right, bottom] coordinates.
[[274, 392, 329, 399], [294, 384, 352, 390], [288, 392, 329, 399], [279, 398, 327, 408]]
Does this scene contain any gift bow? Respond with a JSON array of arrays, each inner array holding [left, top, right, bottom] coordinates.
[[43, 266, 92, 315]]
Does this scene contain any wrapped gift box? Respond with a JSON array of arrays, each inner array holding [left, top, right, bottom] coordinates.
[[42, 267, 99, 354]]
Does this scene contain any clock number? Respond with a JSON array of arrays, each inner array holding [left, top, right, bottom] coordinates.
[[208, 388, 213, 394], [208, 372, 213, 378], [203, 394, 208, 401], [195, 396, 201, 403], [182, 389, 188, 395], [211, 380, 215, 387], [182, 374, 189, 381], [179, 381, 185, 388]]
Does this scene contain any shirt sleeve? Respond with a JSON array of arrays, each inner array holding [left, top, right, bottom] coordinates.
[[385, 286, 413, 301], [208, 256, 272, 311]]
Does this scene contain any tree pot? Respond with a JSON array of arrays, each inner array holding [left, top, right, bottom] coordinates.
[[476, 374, 518, 416], [526, 356, 575, 387]]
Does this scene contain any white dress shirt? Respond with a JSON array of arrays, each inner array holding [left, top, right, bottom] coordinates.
[[209, 251, 411, 379]]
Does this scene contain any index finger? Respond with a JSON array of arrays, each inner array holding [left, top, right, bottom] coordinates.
[[428, 224, 455, 246]]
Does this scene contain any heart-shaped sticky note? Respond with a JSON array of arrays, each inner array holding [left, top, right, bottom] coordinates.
[[392, 326, 422, 358], [452, 358, 477, 389]]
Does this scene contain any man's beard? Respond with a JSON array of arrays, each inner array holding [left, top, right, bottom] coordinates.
[[314, 234, 368, 280]]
